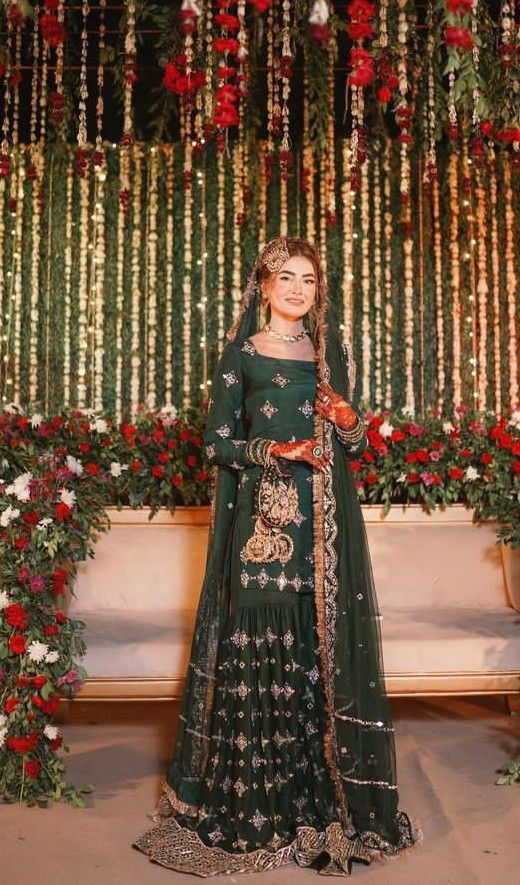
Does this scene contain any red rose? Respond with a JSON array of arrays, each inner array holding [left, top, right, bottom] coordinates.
[[79, 441, 91, 453], [32, 675, 47, 688], [7, 730, 39, 753], [391, 429, 405, 442], [498, 433, 512, 449], [157, 452, 170, 464], [5, 603, 28, 629], [213, 37, 239, 55], [187, 455, 197, 468], [55, 611, 66, 624], [151, 466, 164, 478], [378, 86, 392, 103], [347, 22, 373, 40], [15, 537, 28, 549], [347, 0, 375, 22], [191, 436, 202, 447], [167, 439, 177, 450], [416, 449, 429, 463], [511, 441, 520, 455], [5, 697, 19, 714], [366, 471, 378, 485], [44, 624, 58, 637], [52, 568, 68, 594], [407, 472, 420, 483], [40, 13, 65, 48], [130, 459, 142, 472], [85, 462, 100, 476], [22, 510, 40, 526], [444, 26, 473, 50], [512, 460, 520, 475], [349, 460, 362, 472], [431, 474, 442, 485], [195, 470, 209, 482], [460, 447, 471, 458], [55, 501, 72, 520], [480, 452, 493, 465], [405, 452, 417, 464], [50, 736, 63, 750], [362, 451, 374, 463], [171, 474, 183, 487], [17, 676, 30, 687], [179, 429, 191, 441], [152, 429, 165, 442], [9, 634, 26, 654], [24, 760, 40, 779], [446, 0, 472, 14], [448, 467, 465, 480], [120, 422, 137, 439]]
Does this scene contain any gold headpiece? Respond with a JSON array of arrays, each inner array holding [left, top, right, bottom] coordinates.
[[259, 237, 290, 274]]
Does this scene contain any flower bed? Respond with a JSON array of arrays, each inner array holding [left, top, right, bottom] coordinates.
[[0, 401, 518, 807]]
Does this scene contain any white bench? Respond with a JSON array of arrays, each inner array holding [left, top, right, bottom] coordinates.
[[69, 505, 520, 700]]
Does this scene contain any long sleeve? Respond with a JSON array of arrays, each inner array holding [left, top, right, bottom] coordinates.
[[203, 342, 256, 470], [335, 342, 368, 458]]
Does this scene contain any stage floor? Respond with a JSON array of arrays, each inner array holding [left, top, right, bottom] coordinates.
[[3, 696, 519, 884]]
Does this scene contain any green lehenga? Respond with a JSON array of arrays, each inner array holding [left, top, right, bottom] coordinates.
[[133, 334, 420, 876]]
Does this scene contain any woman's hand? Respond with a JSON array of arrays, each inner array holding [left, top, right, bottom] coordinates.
[[315, 381, 358, 430], [271, 439, 331, 472]]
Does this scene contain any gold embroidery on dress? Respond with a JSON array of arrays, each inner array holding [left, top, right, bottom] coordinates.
[[241, 461, 299, 565]]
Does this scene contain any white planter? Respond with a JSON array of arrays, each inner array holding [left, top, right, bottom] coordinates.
[[69, 504, 520, 700]]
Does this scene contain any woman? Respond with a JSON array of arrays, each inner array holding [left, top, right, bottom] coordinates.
[[134, 237, 420, 876]]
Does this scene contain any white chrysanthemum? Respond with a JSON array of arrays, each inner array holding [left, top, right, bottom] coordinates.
[[45, 650, 59, 664], [89, 418, 108, 433], [37, 517, 53, 530], [379, 420, 394, 439], [66, 454, 84, 476], [44, 724, 59, 740], [4, 402, 23, 415], [158, 405, 178, 419], [464, 466, 480, 481], [396, 473, 407, 483], [0, 505, 20, 527], [510, 409, 520, 430], [0, 589, 11, 608], [110, 462, 123, 477], [401, 405, 415, 417], [5, 472, 32, 502], [0, 727, 7, 749], [30, 413, 44, 428], [1, 458, 9, 469], [442, 422, 455, 433], [27, 640, 49, 663], [60, 488, 76, 508]]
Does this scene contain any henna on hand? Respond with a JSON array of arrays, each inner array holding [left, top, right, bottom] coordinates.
[[271, 439, 331, 472], [315, 381, 358, 430]]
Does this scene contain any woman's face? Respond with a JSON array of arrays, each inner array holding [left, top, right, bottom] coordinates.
[[262, 254, 317, 322]]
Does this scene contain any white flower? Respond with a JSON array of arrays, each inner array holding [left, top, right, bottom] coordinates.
[[37, 517, 53, 530], [401, 405, 415, 417], [27, 641, 49, 663], [158, 404, 177, 419], [0, 505, 20, 527], [30, 412, 44, 428], [60, 488, 76, 508], [89, 418, 108, 433], [44, 724, 59, 740], [0, 589, 11, 608], [443, 422, 455, 433], [1, 458, 9, 469], [464, 466, 480, 481], [0, 713, 7, 728], [379, 420, 394, 439], [397, 473, 407, 483], [4, 402, 23, 415], [510, 409, 520, 430], [5, 472, 32, 502], [66, 455, 83, 476], [0, 727, 7, 749], [45, 650, 59, 663], [110, 462, 129, 477]]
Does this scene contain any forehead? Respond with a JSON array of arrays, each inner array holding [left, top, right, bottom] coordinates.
[[277, 255, 316, 276]]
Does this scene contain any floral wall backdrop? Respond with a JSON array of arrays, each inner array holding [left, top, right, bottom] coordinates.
[[0, 138, 518, 420]]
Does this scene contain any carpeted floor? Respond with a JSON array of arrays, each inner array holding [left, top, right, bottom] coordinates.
[[2, 696, 519, 885]]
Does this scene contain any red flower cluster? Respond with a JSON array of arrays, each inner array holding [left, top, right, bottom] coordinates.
[[444, 26, 474, 51], [7, 730, 40, 753], [40, 13, 65, 48], [163, 60, 205, 96], [348, 47, 375, 87], [446, 0, 473, 15]]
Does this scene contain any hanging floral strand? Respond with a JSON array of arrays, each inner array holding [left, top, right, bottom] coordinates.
[[279, 0, 294, 213], [345, 0, 375, 191], [75, 0, 89, 178], [119, 0, 137, 215]]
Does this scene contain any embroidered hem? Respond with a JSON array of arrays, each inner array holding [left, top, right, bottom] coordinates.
[[133, 789, 422, 878]]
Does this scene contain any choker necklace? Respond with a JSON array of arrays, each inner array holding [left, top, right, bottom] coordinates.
[[263, 323, 308, 343]]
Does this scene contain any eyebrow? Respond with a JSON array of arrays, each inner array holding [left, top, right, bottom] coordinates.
[[278, 270, 315, 278]]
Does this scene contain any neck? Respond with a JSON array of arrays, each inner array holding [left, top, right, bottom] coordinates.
[[267, 311, 305, 336]]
